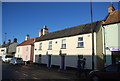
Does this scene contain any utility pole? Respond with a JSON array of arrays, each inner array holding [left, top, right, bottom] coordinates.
[[5, 33, 7, 43], [90, 0, 95, 70]]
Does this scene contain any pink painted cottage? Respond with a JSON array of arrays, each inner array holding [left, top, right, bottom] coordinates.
[[15, 35, 38, 62]]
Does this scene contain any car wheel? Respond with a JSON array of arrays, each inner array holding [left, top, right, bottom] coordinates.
[[91, 76, 100, 81]]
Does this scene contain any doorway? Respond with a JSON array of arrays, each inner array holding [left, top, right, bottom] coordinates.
[[47, 55, 51, 68], [60, 55, 65, 69]]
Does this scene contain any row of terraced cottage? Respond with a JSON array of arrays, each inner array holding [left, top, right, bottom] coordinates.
[[3, 4, 120, 70]]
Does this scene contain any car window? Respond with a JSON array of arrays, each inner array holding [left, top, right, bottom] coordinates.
[[17, 58, 22, 60], [105, 65, 118, 72], [5, 55, 13, 58]]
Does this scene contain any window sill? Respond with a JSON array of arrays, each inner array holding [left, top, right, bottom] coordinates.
[[76, 47, 84, 48], [61, 48, 66, 49], [48, 49, 52, 50]]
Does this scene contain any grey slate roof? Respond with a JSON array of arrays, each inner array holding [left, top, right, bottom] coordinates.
[[35, 20, 102, 42], [0, 42, 17, 48]]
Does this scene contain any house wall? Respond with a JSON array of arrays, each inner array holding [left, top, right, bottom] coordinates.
[[103, 23, 120, 66], [96, 27, 104, 69], [0, 47, 7, 56], [8, 42, 18, 53], [15, 45, 32, 61], [15, 46, 23, 57], [34, 33, 98, 69]]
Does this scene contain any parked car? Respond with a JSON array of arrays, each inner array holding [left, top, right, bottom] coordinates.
[[2, 54, 13, 63], [88, 64, 120, 81], [10, 57, 24, 65]]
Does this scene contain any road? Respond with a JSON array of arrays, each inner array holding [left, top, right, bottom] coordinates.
[[2, 63, 81, 80]]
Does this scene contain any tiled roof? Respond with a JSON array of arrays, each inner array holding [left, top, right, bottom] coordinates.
[[17, 37, 39, 46], [0, 44, 8, 48], [36, 20, 102, 42], [103, 9, 120, 24], [0, 42, 18, 48]]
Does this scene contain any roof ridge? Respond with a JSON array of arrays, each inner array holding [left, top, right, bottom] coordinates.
[[44, 20, 103, 35]]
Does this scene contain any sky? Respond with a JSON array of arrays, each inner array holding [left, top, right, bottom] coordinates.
[[2, 2, 119, 44]]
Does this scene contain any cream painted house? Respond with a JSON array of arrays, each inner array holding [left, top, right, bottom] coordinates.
[[102, 4, 120, 66], [34, 21, 103, 70]]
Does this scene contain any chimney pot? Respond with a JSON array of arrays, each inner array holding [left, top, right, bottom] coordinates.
[[14, 38, 17, 42], [25, 34, 30, 40], [108, 4, 115, 14]]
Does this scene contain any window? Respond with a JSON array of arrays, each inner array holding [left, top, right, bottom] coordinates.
[[78, 37, 84, 48], [48, 41, 52, 50], [26, 47, 28, 51], [78, 55, 83, 59], [61, 39, 66, 49], [39, 42, 42, 50], [1, 50, 4, 52], [18, 48, 20, 52]]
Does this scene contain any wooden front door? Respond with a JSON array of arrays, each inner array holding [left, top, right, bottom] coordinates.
[[48, 55, 51, 68], [61, 55, 65, 69]]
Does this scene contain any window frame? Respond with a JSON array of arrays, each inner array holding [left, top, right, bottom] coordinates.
[[39, 42, 42, 50], [61, 39, 66, 49], [77, 37, 84, 48], [48, 41, 52, 50]]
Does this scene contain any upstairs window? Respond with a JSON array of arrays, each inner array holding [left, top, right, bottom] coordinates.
[[18, 48, 20, 52], [39, 42, 42, 50], [26, 47, 28, 51], [48, 41, 52, 50], [61, 39, 66, 49], [78, 37, 84, 48]]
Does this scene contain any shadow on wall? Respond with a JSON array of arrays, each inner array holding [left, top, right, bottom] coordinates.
[[34, 54, 108, 70]]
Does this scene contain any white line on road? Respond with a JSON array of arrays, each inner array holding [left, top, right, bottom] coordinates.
[[23, 73, 28, 76], [33, 77, 38, 79]]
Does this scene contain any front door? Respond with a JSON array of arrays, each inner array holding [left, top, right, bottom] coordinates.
[[48, 55, 51, 68], [61, 55, 65, 69]]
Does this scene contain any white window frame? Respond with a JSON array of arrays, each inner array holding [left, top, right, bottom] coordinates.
[[61, 39, 66, 49], [39, 42, 42, 50], [26, 47, 28, 51], [18, 47, 20, 52], [48, 41, 52, 50], [78, 37, 84, 47]]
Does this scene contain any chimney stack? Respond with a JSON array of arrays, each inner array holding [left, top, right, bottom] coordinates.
[[3, 41, 5, 44], [43, 25, 48, 35], [14, 38, 17, 42], [39, 25, 48, 36], [39, 29, 43, 37], [8, 39, 11, 44], [25, 35, 30, 40], [108, 4, 115, 14]]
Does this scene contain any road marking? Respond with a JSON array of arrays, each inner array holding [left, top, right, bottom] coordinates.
[[33, 77, 38, 79], [23, 73, 28, 76]]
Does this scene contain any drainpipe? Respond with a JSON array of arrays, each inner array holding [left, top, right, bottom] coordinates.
[[102, 26, 106, 65]]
